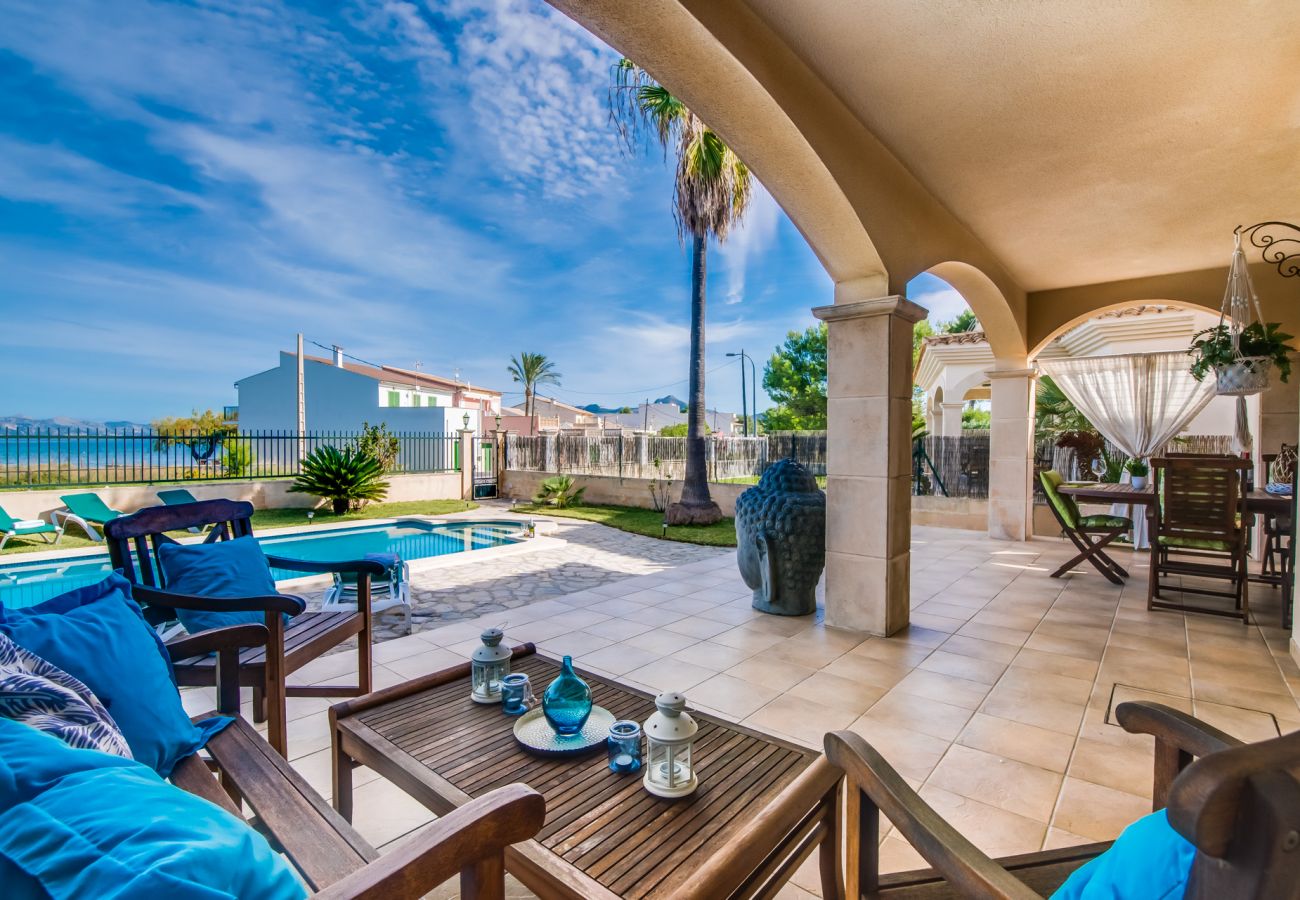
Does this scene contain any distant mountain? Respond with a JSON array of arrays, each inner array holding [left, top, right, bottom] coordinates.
[[581, 403, 620, 414], [654, 395, 687, 411], [0, 415, 149, 432]]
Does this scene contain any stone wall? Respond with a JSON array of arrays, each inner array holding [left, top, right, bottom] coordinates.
[[0, 471, 462, 521], [500, 469, 748, 517]]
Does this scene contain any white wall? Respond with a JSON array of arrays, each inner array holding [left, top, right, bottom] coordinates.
[[1, 472, 464, 521]]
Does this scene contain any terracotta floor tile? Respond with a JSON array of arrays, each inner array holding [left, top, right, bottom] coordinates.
[[1010, 646, 1100, 681], [845, 717, 953, 782], [892, 668, 992, 710], [1191, 699, 1284, 742], [621, 628, 700, 655], [862, 690, 974, 741], [917, 649, 1008, 685], [744, 694, 857, 748], [936, 634, 1020, 665], [668, 640, 756, 671], [686, 673, 779, 720], [726, 655, 818, 691], [623, 658, 714, 693], [916, 785, 1048, 858], [658, 614, 735, 640], [927, 743, 1064, 822], [957, 711, 1076, 774], [787, 670, 888, 715], [1051, 777, 1150, 843], [848, 637, 936, 666], [821, 652, 915, 686], [575, 643, 664, 677], [1067, 736, 1153, 798], [954, 621, 1031, 647], [980, 683, 1086, 736], [995, 666, 1094, 705], [582, 617, 655, 641], [712, 624, 789, 653]]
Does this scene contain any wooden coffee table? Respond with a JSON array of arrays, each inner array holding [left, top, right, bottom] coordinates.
[[329, 644, 841, 900]]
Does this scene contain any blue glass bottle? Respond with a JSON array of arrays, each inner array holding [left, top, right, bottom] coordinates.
[[542, 655, 592, 737]]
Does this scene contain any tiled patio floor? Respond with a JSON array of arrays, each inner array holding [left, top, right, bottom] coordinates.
[[183, 523, 1300, 898]]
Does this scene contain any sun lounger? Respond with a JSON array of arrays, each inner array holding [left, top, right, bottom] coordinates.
[[157, 489, 205, 533], [0, 506, 62, 550], [54, 492, 125, 541]]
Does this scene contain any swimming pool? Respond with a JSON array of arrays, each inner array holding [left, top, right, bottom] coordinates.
[[0, 519, 525, 610]]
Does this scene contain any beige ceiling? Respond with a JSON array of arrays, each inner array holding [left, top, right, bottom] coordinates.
[[739, 0, 1300, 293]]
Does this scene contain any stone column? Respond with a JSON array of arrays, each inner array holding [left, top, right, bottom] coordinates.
[[986, 367, 1036, 541], [458, 428, 475, 501], [813, 295, 926, 635], [940, 402, 965, 436]]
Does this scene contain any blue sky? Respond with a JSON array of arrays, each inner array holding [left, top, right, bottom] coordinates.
[[0, 0, 967, 422]]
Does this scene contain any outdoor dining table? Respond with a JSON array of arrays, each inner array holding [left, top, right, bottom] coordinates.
[[1058, 481, 1292, 552]]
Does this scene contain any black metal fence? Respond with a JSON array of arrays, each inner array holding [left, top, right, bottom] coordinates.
[[503, 432, 826, 482], [0, 429, 459, 488]]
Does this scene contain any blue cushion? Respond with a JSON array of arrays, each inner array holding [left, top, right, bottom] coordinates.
[[0, 718, 306, 900], [0, 574, 229, 777], [1051, 809, 1194, 899], [0, 632, 132, 759], [157, 536, 282, 634]]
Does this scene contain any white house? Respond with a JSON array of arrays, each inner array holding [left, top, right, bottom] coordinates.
[[234, 348, 501, 434], [914, 305, 1249, 439]]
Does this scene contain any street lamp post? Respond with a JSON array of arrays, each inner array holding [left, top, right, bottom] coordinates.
[[726, 350, 758, 436]]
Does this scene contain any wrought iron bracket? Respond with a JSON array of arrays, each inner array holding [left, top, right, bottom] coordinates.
[[1236, 221, 1300, 278]]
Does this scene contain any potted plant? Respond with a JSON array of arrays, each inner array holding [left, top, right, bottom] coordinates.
[[1125, 458, 1149, 491], [1188, 322, 1295, 396]]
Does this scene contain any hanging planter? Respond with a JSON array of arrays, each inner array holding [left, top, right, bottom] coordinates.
[[1214, 356, 1272, 396], [1188, 231, 1295, 396]]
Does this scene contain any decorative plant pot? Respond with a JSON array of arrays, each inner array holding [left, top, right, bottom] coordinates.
[[1130, 476, 1147, 490], [1214, 357, 1272, 396]]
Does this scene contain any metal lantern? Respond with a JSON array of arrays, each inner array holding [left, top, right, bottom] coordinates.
[[642, 691, 698, 798], [470, 628, 511, 704]]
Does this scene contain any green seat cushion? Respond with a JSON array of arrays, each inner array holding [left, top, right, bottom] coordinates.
[[1039, 470, 1081, 529], [1157, 535, 1234, 552], [1080, 514, 1131, 529]]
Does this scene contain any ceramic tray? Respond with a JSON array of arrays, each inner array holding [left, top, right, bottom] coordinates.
[[512, 705, 615, 757]]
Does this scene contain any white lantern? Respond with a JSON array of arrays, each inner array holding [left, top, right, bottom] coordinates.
[[642, 691, 698, 798], [470, 628, 511, 704]]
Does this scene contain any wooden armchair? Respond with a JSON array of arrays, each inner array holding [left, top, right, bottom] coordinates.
[[105, 499, 388, 756], [823, 701, 1300, 899], [1147, 456, 1251, 622], [164, 623, 544, 898]]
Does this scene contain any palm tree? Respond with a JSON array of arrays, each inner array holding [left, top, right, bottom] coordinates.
[[610, 60, 752, 525], [507, 352, 561, 419]]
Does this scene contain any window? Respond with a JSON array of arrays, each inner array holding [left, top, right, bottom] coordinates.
[[387, 390, 401, 407]]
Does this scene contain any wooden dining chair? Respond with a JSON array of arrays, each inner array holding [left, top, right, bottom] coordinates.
[[1147, 456, 1251, 622], [105, 499, 388, 756], [1038, 470, 1131, 584]]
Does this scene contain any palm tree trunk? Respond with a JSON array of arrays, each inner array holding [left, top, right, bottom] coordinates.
[[525, 386, 533, 420], [668, 234, 722, 525]]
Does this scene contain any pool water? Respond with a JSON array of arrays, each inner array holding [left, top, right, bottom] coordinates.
[[0, 520, 524, 610]]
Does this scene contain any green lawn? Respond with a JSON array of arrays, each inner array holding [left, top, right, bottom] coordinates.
[[0, 498, 479, 557], [714, 475, 827, 487], [512, 503, 737, 547]]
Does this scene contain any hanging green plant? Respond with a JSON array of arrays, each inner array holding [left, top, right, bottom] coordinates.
[[1188, 321, 1294, 389]]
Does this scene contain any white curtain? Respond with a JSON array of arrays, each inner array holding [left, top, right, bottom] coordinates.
[[1038, 351, 1216, 459]]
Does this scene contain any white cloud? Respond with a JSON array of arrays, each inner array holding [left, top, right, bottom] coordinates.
[[374, 0, 623, 200], [715, 181, 780, 305], [909, 284, 972, 323]]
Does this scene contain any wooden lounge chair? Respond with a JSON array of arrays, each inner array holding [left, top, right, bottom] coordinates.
[[1039, 470, 1131, 584], [55, 491, 125, 541], [823, 701, 1300, 898], [105, 499, 387, 757], [166, 622, 545, 898], [1147, 456, 1251, 621], [0, 504, 62, 550]]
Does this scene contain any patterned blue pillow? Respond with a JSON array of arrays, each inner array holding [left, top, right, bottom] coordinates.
[[0, 633, 131, 759]]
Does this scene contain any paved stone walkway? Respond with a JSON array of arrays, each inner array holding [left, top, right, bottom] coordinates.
[[374, 515, 728, 641]]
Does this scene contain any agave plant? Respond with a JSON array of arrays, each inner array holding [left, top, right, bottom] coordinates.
[[288, 445, 389, 515], [535, 474, 585, 509]]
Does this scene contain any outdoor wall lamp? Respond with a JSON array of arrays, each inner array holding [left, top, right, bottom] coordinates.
[[463, 412, 471, 429], [495, 413, 502, 430], [1237, 222, 1300, 277]]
